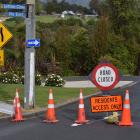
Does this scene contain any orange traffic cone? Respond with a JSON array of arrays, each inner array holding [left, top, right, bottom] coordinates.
[[119, 90, 133, 126], [75, 89, 89, 124], [44, 89, 59, 123], [12, 89, 24, 122]]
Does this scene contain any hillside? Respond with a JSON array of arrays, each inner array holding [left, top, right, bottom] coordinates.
[[40, 0, 91, 8]]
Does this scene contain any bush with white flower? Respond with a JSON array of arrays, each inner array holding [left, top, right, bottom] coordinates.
[[0, 72, 20, 84], [0, 72, 64, 87], [0, 72, 42, 85], [45, 74, 65, 87]]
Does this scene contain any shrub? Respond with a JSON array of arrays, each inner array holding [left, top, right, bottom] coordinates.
[[0, 72, 20, 84], [45, 74, 65, 87], [0, 72, 42, 85]]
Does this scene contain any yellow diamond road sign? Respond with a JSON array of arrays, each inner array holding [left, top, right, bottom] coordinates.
[[0, 50, 4, 66], [0, 23, 13, 49]]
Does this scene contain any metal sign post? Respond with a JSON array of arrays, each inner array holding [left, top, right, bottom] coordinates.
[[0, 1, 36, 108], [24, 0, 36, 108]]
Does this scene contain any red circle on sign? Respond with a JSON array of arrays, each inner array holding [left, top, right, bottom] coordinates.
[[91, 63, 119, 91]]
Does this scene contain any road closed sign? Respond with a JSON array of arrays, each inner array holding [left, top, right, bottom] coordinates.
[[90, 95, 123, 113], [91, 63, 119, 91]]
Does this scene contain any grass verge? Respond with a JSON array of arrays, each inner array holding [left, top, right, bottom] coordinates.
[[0, 84, 98, 107]]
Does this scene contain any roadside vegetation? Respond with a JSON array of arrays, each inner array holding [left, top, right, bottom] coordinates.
[[0, 84, 97, 107], [1, 0, 140, 77], [0, 0, 139, 109]]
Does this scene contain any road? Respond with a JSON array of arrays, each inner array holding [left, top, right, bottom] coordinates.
[[0, 76, 140, 140]]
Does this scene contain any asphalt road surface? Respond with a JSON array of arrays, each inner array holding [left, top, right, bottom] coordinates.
[[0, 77, 140, 140]]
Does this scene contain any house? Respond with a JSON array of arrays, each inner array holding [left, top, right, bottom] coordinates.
[[61, 10, 75, 18]]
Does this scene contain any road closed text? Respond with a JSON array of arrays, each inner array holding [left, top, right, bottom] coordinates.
[[90, 95, 123, 112]]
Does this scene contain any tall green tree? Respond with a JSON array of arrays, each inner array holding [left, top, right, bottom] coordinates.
[[107, 0, 139, 37], [106, 0, 140, 74], [36, 0, 42, 15], [70, 27, 91, 75], [90, 17, 110, 65]]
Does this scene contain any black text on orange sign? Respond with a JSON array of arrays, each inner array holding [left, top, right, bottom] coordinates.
[[90, 95, 123, 113]]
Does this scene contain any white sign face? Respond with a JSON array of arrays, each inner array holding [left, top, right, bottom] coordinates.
[[92, 63, 119, 91], [95, 66, 116, 87]]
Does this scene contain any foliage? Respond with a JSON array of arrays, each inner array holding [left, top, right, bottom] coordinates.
[[1, 0, 25, 3], [45, 74, 65, 87], [0, 72, 42, 85], [35, 73, 42, 85], [89, 0, 109, 16], [2, 0, 140, 76], [107, 0, 139, 37], [36, 0, 43, 15], [44, 1, 92, 14], [0, 72, 21, 84]]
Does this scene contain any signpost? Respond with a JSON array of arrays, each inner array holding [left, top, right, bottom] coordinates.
[[0, 1, 37, 108], [91, 63, 119, 91], [27, 39, 40, 47], [90, 95, 123, 113], [0, 23, 13, 49], [24, 0, 36, 108]]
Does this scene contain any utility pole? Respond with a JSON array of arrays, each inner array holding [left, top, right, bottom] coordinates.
[[24, 0, 36, 108]]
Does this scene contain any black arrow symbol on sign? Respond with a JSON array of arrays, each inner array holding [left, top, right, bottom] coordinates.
[[0, 27, 4, 42]]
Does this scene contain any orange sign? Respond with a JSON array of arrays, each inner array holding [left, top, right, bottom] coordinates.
[[90, 95, 123, 112]]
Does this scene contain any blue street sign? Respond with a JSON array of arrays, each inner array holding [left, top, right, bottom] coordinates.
[[3, 4, 26, 10], [8, 12, 25, 17], [27, 39, 40, 47]]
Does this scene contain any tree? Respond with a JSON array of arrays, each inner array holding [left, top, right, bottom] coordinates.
[[70, 27, 91, 75], [36, 0, 43, 15], [54, 26, 72, 75], [107, 0, 139, 36], [89, 0, 109, 16], [90, 17, 110, 65], [107, 0, 140, 74]]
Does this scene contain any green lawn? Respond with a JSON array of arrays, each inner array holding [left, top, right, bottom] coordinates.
[[0, 84, 98, 107], [36, 15, 60, 23], [36, 15, 94, 24]]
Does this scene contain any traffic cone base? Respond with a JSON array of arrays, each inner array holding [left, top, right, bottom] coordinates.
[[43, 119, 59, 123], [75, 119, 89, 124], [12, 118, 24, 122], [119, 122, 133, 126]]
